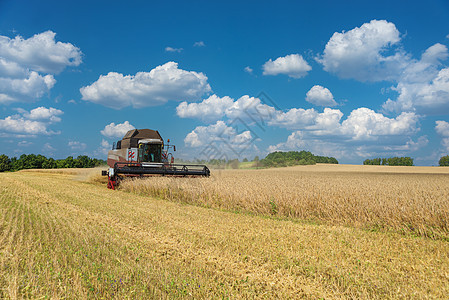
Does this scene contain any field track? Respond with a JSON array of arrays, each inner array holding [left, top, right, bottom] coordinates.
[[1, 168, 448, 298]]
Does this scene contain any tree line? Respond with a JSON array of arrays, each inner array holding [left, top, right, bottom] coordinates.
[[363, 157, 414, 166], [0, 154, 106, 172], [261, 151, 338, 167]]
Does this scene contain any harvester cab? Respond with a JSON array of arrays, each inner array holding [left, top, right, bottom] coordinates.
[[102, 129, 210, 189]]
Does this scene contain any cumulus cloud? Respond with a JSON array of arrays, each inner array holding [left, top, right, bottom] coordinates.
[[101, 121, 135, 138], [0, 71, 55, 104], [263, 54, 311, 78], [435, 120, 449, 136], [0, 106, 62, 136], [305, 85, 337, 106], [18, 106, 63, 122], [268, 131, 305, 153], [0, 31, 82, 104], [0, 117, 49, 135], [244, 66, 253, 74], [269, 107, 319, 129], [225, 95, 277, 122], [80, 62, 211, 109], [184, 121, 254, 158], [0, 57, 26, 78], [340, 108, 418, 140], [165, 46, 183, 53], [176, 94, 276, 124], [381, 43, 449, 114], [383, 67, 449, 114], [184, 121, 236, 147], [318, 19, 408, 82], [435, 120, 449, 151], [318, 20, 449, 114], [176, 95, 234, 122], [0, 31, 82, 74], [193, 41, 205, 47]]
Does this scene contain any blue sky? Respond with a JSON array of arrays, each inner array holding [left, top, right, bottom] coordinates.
[[1, 0, 449, 165]]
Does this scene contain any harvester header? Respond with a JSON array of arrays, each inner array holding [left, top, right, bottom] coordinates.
[[102, 129, 210, 189]]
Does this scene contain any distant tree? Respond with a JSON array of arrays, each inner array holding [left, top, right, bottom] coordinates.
[[363, 156, 414, 166], [253, 156, 259, 162], [260, 151, 338, 168], [243, 158, 248, 162], [0, 154, 12, 172], [439, 155, 449, 166], [2, 153, 105, 172]]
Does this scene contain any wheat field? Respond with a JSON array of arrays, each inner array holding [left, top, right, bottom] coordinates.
[[1, 165, 449, 298], [121, 164, 449, 239]]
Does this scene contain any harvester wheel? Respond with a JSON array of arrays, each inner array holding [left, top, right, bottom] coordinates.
[[107, 176, 117, 190]]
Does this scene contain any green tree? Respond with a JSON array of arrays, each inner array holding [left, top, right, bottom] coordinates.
[[439, 155, 449, 166], [0, 154, 12, 172]]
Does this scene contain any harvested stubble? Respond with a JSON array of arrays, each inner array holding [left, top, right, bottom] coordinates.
[[121, 164, 449, 239]]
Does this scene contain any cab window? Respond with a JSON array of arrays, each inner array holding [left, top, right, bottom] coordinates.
[[140, 143, 161, 162]]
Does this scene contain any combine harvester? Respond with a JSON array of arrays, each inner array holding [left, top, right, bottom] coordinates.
[[102, 129, 210, 189]]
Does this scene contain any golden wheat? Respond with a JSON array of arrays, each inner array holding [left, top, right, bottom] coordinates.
[[120, 164, 449, 239]]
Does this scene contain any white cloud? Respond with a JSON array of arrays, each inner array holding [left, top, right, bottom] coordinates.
[[0, 71, 55, 104], [184, 121, 235, 147], [0, 106, 62, 136], [305, 85, 337, 106], [193, 41, 205, 47], [262, 54, 311, 78], [176, 94, 277, 124], [176, 95, 234, 122], [224, 95, 277, 122], [340, 108, 418, 140], [244, 66, 253, 74], [435, 120, 449, 151], [0, 116, 50, 135], [80, 62, 211, 109], [0, 31, 82, 74], [268, 131, 305, 153], [165, 47, 183, 53], [383, 66, 449, 114], [95, 139, 112, 157], [184, 120, 253, 154], [435, 120, 449, 136], [0, 31, 81, 104], [318, 19, 408, 82], [68, 141, 87, 151], [19, 106, 63, 122], [101, 121, 135, 138], [0, 57, 26, 78], [269, 107, 320, 129], [267, 105, 418, 141], [381, 43, 449, 114]]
